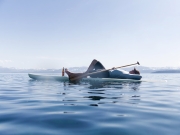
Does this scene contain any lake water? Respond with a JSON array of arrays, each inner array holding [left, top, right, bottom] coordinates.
[[0, 73, 180, 135]]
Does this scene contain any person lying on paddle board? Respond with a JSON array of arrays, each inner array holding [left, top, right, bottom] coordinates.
[[65, 59, 141, 81]]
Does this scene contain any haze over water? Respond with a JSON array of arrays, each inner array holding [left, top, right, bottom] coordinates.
[[0, 73, 180, 135]]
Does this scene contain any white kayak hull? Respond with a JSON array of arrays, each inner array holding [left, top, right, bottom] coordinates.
[[28, 74, 142, 83]]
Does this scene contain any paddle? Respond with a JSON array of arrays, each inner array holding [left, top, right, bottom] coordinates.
[[70, 61, 140, 81]]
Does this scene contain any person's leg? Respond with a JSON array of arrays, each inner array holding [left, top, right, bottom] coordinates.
[[85, 59, 99, 73], [85, 59, 106, 73], [65, 59, 99, 79], [65, 69, 84, 79], [86, 60, 109, 78], [65, 59, 110, 80], [94, 61, 106, 70]]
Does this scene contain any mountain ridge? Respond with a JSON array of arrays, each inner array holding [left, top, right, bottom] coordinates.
[[0, 66, 180, 73]]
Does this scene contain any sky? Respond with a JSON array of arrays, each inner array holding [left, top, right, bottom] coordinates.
[[0, 0, 180, 69]]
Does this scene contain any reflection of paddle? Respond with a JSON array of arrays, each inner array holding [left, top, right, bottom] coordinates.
[[70, 61, 140, 81]]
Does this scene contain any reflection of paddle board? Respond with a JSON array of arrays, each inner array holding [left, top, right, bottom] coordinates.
[[28, 74, 143, 83]]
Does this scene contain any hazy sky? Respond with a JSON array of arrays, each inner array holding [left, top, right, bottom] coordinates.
[[0, 0, 180, 69]]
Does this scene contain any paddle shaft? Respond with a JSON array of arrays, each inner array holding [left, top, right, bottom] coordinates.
[[70, 61, 140, 81]]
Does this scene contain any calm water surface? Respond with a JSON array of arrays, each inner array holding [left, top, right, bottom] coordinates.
[[0, 73, 180, 135]]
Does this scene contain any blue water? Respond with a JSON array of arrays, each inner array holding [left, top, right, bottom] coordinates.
[[0, 73, 180, 135]]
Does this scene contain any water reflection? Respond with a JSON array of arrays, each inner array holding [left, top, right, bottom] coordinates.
[[87, 81, 141, 90], [2, 74, 180, 135], [28, 79, 141, 108], [83, 82, 142, 107], [89, 104, 98, 106], [84, 96, 105, 100], [88, 91, 105, 94], [129, 83, 141, 91]]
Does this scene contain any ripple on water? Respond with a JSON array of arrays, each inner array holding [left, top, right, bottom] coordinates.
[[0, 73, 180, 135]]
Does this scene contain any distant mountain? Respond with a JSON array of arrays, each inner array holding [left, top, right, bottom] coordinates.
[[122, 66, 180, 73], [0, 66, 180, 73], [0, 66, 87, 73], [152, 70, 180, 73], [122, 66, 158, 73]]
